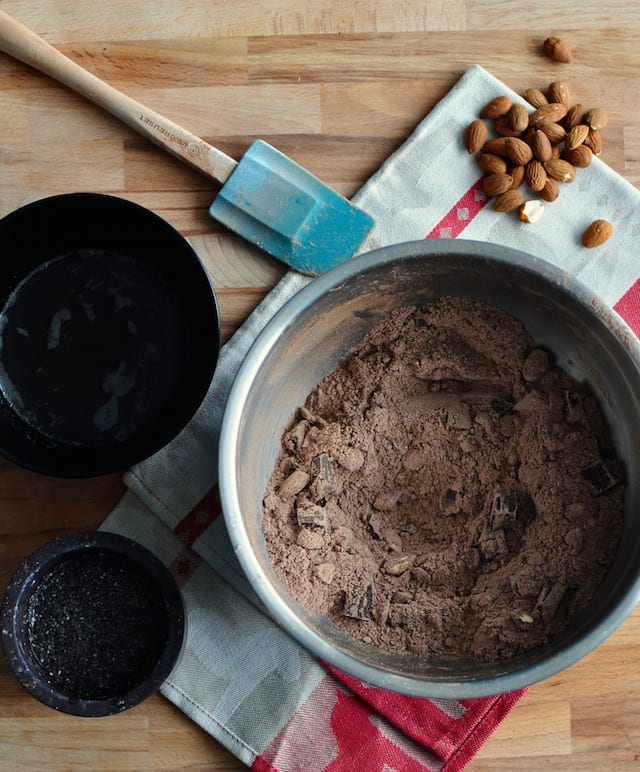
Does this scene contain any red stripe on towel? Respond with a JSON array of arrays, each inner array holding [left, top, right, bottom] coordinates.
[[426, 178, 488, 240]]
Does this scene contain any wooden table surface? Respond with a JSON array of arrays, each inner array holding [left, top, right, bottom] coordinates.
[[1, 2, 639, 769]]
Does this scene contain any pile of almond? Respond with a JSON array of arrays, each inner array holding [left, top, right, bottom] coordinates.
[[465, 80, 613, 246]]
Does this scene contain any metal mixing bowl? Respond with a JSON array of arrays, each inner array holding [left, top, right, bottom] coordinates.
[[219, 239, 640, 698]]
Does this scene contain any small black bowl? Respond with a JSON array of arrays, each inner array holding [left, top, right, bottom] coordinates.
[[1, 531, 185, 717], [0, 193, 220, 477]]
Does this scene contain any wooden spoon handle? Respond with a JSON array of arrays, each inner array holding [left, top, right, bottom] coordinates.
[[0, 10, 237, 183]]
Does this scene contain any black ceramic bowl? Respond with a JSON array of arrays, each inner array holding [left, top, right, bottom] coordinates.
[[1, 531, 185, 717], [0, 193, 220, 477]]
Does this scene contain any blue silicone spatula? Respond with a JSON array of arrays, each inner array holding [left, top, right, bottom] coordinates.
[[0, 10, 374, 276]]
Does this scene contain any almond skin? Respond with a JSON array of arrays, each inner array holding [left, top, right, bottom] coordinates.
[[483, 137, 509, 157], [504, 136, 533, 165], [538, 121, 566, 145], [584, 107, 608, 130], [483, 172, 514, 197], [566, 124, 590, 149], [495, 115, 523, 137], [543, 36, 572, 63], [492, 189, 524, 212], [476, 152, 508, 174], [539, 177, 560, 202], [524, 160, 547, 192], [509, 164, 525, 189], [532, 129, 553, 162], [508, 103, 530, 133], [544, 158, 576, 183], [563, 103, 584, 130], [582, 219, 613, 248], [548, 80, 571, 107], [584, 128, 603, 155], [524, 88, 549, 109], [530, 102, 568, 126], [466, 119, 488, 153], [562, 144, 593, 168], [481, 95, 512, 119]]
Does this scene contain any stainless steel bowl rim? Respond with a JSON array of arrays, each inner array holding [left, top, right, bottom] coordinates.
[[219, 238, 640, 698]]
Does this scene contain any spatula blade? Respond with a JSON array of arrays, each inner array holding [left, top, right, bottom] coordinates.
[[209, 140, 375, 276]]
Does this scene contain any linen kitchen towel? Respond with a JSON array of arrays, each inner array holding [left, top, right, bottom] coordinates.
[[102, 64, 640, 771]]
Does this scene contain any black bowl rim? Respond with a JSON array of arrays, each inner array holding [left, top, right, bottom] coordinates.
[[0, 192, 220, 478], [0, 530, 185, 716]]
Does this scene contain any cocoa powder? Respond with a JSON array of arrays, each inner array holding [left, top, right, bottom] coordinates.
[[262, 297, 624, 662]]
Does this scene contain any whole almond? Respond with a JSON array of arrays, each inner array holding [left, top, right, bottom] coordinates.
[[483, 137, 509, 157], [584, 128, 603, 155], [548, 80, 571, 107], [476, 152, 508, 175], [566, 124, 590, 149], [563, 103, 584, 130], [543, 36, 572, 63], [492, 189, 525, 213], [483, 172, 514, 197], [509, 164, 525, 189], [495, 115, 523, 137], [523, 88, 549, 109], [481, 95, 512, 119], [466, 119, 489, 153], [530, 102, 568, 126], [504, 136, 533, 165], [538, 121, 566, 145], [509, 103, 530, 133], [562, 145, 593, 168], [540, 177, 560, 202], [524, 160, 547, 192], [532, 129, 553, 162], [582, 219, 613, 248], [544, 158, 576, 183], [584, 107, 608, 130]]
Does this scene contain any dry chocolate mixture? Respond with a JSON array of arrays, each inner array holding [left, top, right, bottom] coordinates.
[[262, 297, 624, 662]]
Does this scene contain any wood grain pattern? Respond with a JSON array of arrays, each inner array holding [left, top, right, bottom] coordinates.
[[1, 1, 639, 769]]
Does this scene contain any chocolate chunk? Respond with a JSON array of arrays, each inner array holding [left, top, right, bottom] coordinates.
[[343, 584, 374, 620], [309, 453, 337, 501], [581, 460, 619, 495], [441, 487, 461, 515], [563, 390, 586, 424], [491, 488, 518, 530], [296, 499, 331, 532], [533, 580, 568, 623]]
